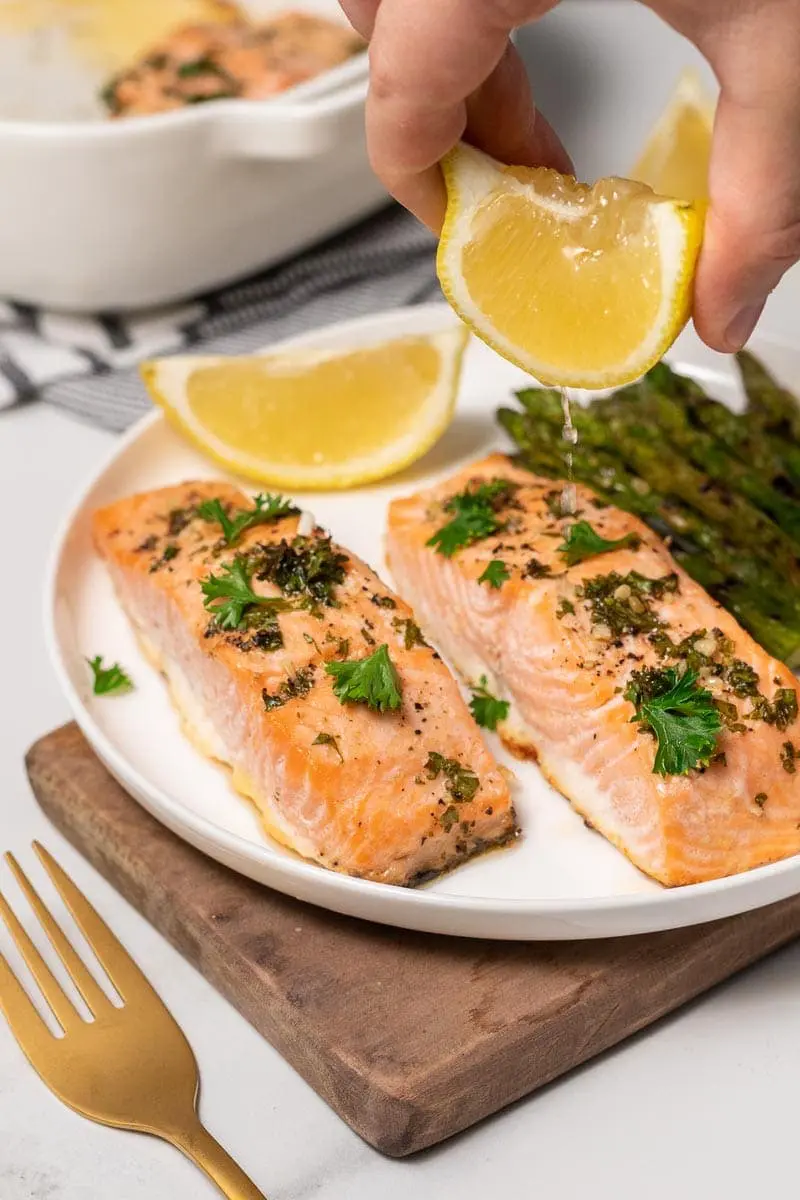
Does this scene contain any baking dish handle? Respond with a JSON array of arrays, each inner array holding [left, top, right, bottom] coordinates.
[[213, 77, 368, 159]]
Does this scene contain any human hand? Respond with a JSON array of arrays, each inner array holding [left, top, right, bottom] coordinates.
[[339, 0, 800, 353]]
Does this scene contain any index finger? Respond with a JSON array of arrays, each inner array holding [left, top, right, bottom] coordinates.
[[365, 0, 557, 226]]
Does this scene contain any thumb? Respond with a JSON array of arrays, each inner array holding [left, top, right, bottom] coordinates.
[[693, 32, 800, 351]]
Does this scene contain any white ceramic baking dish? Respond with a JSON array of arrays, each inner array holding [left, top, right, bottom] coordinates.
[[0, 0, 385, 311]]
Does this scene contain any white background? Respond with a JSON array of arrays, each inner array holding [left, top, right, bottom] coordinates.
[[3, 3, 800, 1197]]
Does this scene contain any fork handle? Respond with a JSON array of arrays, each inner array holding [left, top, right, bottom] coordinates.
[[169, 1119, 268, 1199]]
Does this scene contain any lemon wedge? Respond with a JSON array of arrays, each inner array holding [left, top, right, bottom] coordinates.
[[141, 326, 469, 490], [436, 143, 704, 389], [633, 69, 715, 202]]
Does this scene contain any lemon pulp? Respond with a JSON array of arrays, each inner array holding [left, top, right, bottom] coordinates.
[[633, 71, 715, 202], [186, 339, 441, 468], [462, 174, 662, 377], [142, 324, 469, 489], [437, 143, 703, 389]]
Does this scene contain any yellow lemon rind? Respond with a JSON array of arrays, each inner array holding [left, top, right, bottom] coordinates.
[[436, 144, 704, 390], [141, 326, 469, 491]]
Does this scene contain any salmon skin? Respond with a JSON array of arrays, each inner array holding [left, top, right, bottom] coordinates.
[[93, 482, 515, 885], [387, 453, 800, 887]]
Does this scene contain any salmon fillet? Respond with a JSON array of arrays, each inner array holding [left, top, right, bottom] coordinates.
[[103, 12, 364, 117], [93, 482, 515, 885], [386, 453, 800, 886]]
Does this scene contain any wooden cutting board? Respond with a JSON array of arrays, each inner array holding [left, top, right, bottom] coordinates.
[[25, 723, 800, 1157]]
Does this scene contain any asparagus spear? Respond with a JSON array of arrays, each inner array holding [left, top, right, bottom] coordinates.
[[596, 385, 800, 544], [503, 404, 800, 601], [515, 385, 800, 585], [737, 350, 800, 441], [647, 356, 800, 494], [499, 404, 800, 657]]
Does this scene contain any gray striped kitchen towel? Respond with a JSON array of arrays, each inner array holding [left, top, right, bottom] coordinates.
[[0, 203, 439, 432]]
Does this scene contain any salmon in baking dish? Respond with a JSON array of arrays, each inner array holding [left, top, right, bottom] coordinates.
[[387, 453, 800, 886], [92, 482, 515, 885]]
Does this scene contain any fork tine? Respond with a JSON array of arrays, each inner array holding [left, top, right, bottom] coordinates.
[[33, 843, 157, 1004], [5, 854, 110, 1018], [0, 887, 78, 1032], [0, 951, 52, 1039]]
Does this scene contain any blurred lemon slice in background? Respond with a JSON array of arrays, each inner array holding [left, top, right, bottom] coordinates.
[[142, 327, 469, 490], [632, 69, 715, 202], [436, 143, 704, 390]]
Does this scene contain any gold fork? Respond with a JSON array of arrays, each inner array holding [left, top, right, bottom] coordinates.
[[0, 842, 267, 1199]]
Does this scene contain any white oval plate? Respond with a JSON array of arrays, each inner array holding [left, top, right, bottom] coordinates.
[[46, 303, 800, 939]]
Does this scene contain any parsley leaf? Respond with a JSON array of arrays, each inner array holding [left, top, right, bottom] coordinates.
[[87, 656, 133, 696], [624, 666, 722, 776], [478, 560, 510, 589], [425, 752, 480, 802], [201, 555, 289, 630], [312, 732, 344, 762], [559, 520, 641, 567], [469, 677, 509, 730], [197, 493, 298, 546], [325, 644, 402, 712], [427, 479, 517, 558]]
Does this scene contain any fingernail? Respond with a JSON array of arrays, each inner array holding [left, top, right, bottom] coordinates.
[[725, 302, 765, 351]]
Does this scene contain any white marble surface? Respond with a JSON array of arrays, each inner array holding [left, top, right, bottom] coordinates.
[[3, 399, 800, 1200], [4, 2, 800, 1194]]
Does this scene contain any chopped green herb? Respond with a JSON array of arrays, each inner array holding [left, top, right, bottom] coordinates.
[[229, 623, 283, 652], [544, 489, 565, 518], [392, 617, 428, 649], [184, 90, 238, 103], [425, 752, 480, 802], [579, 570, 679, 639], [149, 542, 180, 573], [98, 79, 121, 113], [781, 741, 797, 774], [197, 493, 298, 547], [556, 597, 576, 618], [558, 520, 641, 567], [135, 534, 159, 553], [440, 805, 460, 832], [749, 687, 798, 732], [361, 624, 376, 646], [177, 57, 229, 79], [478, 560, 510, 589], [624, 666, 723, 776], [87, 656, 133, 696], [167, 507, 195, 536], [469, 677, 510, 731], [251, 535, 347, 610], [652, 628, 736, 674], [754, 792, 768, 808], [714, 699, 747, 733], [726, 660, 761, 698], [325, 644, 402, 713], [201, 555, 290, 630], [370, 593, 397, 609], [312, 732, 343, 763], [523, 557, 552, 580], [262, 668, 315, 712], [427, 479, 518, 558]]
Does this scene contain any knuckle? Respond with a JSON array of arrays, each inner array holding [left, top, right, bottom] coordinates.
[[760, 215, 800, 269]]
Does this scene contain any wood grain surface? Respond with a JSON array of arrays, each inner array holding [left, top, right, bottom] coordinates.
[[24, 723, 800, 1156]]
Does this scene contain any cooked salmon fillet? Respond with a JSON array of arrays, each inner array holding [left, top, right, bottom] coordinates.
[[387, 453, 800, 886], [93, 482, 515, 884], [103, 12, 364, 117]]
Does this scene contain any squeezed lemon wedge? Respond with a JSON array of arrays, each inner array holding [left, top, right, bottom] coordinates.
[[633, 69, 715, 202], [436, 143, 704, 389], [141, 326, 469, 490]]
